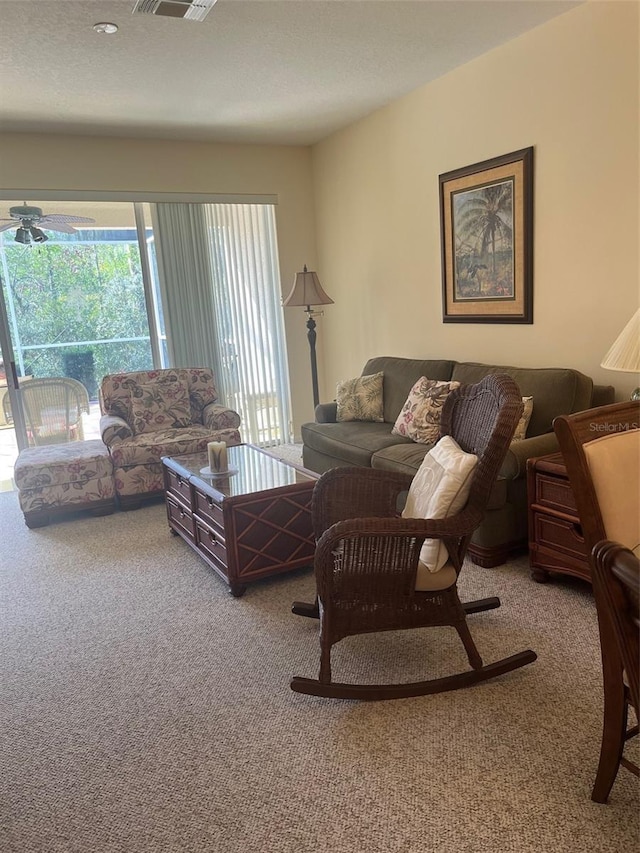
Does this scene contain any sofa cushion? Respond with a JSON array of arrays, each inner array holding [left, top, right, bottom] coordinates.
[[392, 377, 461, 444], [362, 357, 456, 424], [336, 371, 384, 422], [451, 363, 593, 437], [130, 376, 192, 434], [301, 421, 407, 468], [402, 436, 478, 572], [371, 441, 433, 474]]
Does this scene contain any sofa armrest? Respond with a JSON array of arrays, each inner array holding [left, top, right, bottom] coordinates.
[[315, 402, 338, 423], [591, 384, 616, 407], [202, 402, 241, 431], [100, 414, 133, 446], [500, 432, 560, 480]]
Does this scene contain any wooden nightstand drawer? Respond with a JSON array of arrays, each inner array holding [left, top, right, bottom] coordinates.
[[535, 473, 577, 514], [532, 511, 587, 561], [166, 493, 195, 542]]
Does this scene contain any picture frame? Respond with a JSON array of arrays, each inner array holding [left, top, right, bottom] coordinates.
[[439, 147, 533, 324]]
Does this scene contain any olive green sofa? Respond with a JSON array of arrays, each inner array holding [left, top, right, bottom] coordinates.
[[301, 356, 615, 568]]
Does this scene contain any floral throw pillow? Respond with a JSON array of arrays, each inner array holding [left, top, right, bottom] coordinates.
[[130, 376, 192, 435], [512, 396, 534, 442], [336, 372, 384, 422], [392, 377, 461, 444]]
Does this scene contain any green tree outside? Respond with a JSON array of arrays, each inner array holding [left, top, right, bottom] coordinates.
[[1, 232, 154, 396]]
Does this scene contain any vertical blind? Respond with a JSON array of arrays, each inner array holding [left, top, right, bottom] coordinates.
[[151, 202, 292, 446]]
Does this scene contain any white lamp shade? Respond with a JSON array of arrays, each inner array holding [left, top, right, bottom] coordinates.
[[284, 266, 334, 308], [601, 308, 640, 373]]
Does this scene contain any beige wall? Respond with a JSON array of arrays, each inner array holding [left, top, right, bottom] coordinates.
[[0, 133, 319, 431], [0, 0, 637, 443], [311, 1, 640, 401]]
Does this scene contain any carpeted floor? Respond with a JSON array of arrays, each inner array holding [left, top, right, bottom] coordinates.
[[0, 478, 638, 852]]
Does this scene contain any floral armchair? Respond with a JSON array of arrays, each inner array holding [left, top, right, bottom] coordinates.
[[100, 367, 241, 508]]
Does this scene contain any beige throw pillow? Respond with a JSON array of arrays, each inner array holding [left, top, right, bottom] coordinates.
[[402, 435, 478, 573], [512, 396, 534, 442], [130, 376, 192, 434], [336, 371, 384, 422], [392, 377, 461, 444]]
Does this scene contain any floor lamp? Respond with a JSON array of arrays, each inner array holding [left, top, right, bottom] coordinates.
[[284, 265, 334, 408]]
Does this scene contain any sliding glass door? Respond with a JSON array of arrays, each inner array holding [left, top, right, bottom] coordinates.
[[0, 194, 292, 491], [0, 201, 162, 487]]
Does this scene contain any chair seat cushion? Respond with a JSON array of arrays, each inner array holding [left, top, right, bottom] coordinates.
[[415, 561, 457, 591], [108, 426, 241, 468]]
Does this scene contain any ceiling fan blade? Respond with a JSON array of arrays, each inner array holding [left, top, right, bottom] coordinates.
[[0, 222, 17, 232], [40, 214, 96, 225], [41, 222, 78, 234]]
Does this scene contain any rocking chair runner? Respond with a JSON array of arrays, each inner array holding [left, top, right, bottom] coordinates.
[[291, 373, 537, 700]]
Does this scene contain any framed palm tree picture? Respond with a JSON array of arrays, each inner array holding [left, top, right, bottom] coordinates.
[[439, 147, 533, 323]]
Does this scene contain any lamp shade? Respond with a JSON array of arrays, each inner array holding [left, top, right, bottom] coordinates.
[[601, 308, 640, 373], [284, 265, 334, 309]]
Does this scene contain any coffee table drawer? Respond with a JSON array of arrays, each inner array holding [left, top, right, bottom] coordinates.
[[194, 489, 224, 533], [166, 493, 196, 542], [165, 467, 194, 506], [195, 518, 228, 569]]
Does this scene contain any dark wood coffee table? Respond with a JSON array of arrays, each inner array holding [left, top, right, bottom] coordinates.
[[162, 444, 318, 596]]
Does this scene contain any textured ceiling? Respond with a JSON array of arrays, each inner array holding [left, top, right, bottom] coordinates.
[[0, 0, 581, 145]]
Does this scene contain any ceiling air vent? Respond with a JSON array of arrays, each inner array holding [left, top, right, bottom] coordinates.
[[132, 0, 218, 22]]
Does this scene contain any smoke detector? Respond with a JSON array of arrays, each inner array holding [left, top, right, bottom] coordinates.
[[132, 0, 218, 21]]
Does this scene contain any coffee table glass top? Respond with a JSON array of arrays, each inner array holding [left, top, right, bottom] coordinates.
[[168, 444, 316, 498]]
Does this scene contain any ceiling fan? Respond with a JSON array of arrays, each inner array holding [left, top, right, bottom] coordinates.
[[0, 204, 96, 244]]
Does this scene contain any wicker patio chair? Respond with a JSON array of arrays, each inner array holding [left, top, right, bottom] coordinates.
[[5, 377, 90, 447], [554, 401, 640, 802], [291, 373, 537, 700]]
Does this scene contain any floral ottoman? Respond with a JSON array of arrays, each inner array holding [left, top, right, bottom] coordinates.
[[14, 440, 116, 528]]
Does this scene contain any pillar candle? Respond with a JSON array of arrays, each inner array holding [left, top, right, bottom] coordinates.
[[208, 441, 227, 473]]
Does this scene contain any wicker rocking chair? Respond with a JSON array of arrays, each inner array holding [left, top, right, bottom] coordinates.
[[291, 373, 537, 700]]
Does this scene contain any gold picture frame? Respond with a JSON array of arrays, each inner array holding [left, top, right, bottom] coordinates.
[[439, 147, 533, 324]]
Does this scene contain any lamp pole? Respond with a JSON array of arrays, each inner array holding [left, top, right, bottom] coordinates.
[[305, 307, 320, 409], [283, 265, 333, 411]]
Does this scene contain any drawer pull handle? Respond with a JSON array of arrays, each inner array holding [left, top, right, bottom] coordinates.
[[207, 497, 214, 508], [208, 532, 218, 546]]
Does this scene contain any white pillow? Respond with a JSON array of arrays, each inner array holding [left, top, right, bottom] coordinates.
[[402, 435, 478, 573]]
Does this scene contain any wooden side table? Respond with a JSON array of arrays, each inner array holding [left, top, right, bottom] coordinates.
[[526, 452, 590, 583]]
